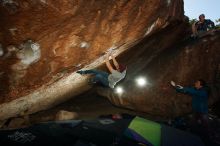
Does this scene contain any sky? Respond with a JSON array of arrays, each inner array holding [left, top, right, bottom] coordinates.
[[184, 0, 220, 23]]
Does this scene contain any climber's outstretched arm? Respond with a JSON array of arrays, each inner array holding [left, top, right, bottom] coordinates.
[[105, 53, 114, 73], [111, 53, 119, 70]]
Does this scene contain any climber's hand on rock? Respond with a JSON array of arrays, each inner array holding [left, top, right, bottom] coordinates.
[[105, 52, 110, 60]]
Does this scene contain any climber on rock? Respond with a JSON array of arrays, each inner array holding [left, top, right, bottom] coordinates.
[[77, 52, 127, 88], [192, 14, 215, 38]]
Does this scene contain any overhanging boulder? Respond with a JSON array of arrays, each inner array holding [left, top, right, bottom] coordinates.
[[0, 0, 185, 120]]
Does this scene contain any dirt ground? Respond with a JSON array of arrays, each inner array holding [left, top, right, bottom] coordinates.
[[29, 90, 159, 124]]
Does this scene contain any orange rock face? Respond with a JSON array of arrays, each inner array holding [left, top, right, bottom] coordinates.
[[0, 0, 184, 103], [3, 0, 214, 120]]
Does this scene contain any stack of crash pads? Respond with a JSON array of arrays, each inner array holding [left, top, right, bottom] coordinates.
[[0, 116, 205, 146], [124, 116, 205, 146], [125, 116, 161, 146]]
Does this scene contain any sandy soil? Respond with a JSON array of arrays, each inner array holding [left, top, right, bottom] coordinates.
[[29, 90, 158, 124]]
